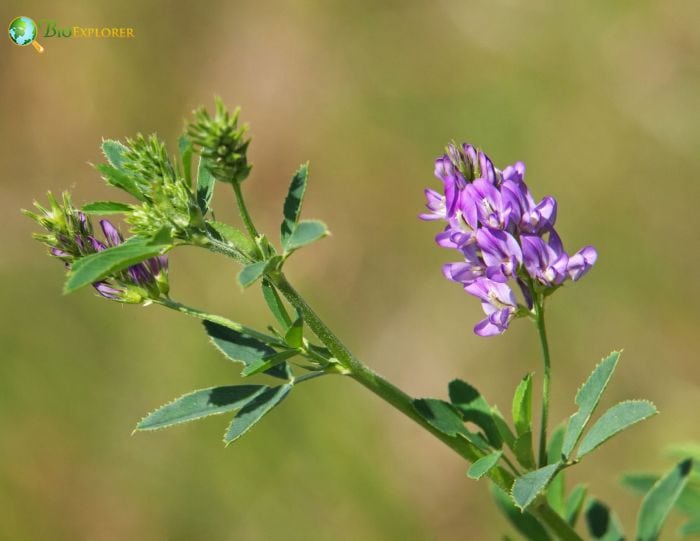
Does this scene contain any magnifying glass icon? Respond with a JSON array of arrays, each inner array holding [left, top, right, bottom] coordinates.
[[8, 16, 44, 53]]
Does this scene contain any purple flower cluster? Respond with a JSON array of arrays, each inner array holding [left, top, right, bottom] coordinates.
[[27, 193, 168, 303], [421, 143, 597, 337]]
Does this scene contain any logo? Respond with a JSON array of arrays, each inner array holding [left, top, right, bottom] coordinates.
[[8, 16, 135, 53], [8, 16, 43, 53]]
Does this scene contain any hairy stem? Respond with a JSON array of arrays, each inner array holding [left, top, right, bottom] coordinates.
[[533, 295, 551, 468]]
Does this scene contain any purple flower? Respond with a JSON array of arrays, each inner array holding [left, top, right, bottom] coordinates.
[[521, 232, 569, 286], [465, 278, 518, 337], [502, 161, 526, 183], [501, 179, 557, 234], [567, 246, 597, 281], [435, 191, 479, 249], [93, 282, 125, 300], [434, 155, 466, 218], [467, 179, 513, 230], [420, 188, 448, 221], [475, 228, 522, 282], [421, 141, 598, 337], [442, 245, 485, 284]]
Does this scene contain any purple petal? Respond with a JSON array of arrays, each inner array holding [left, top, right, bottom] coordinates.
[[502, 162, 526, 183], [568, 246, 598, 281], [100, 220, 123, 247], [93, 282, 123, 300]]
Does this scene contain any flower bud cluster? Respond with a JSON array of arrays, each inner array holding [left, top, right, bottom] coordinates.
[[118, 134, 201, 238], [186, 98, 251, 184], [26, 193, 169, 303], [421, 143, 597, 336]]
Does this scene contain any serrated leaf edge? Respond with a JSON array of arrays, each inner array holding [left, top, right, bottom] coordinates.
[[133, 385, 266, 433]]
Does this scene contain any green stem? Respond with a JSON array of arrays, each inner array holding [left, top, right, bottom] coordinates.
[[232, 182, 259, 241], [533, 502, 584, 541], [533, 295, 551, 468], [154, 297, 286, 347], [200, 240, 582, 539]]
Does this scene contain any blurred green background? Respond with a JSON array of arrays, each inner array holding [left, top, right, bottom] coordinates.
[[2, 1, 700, 539]]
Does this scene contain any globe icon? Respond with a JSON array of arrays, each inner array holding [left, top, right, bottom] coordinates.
[[8, 16, 37, 46]]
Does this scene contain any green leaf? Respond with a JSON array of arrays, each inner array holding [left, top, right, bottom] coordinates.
[[577, 400, 657, 459], [281, 162, 309, 243], [64, 236, 169, 294], [637, 459, 693, 541], [413, 398, 488, 452], [224, 384, 292, 444], [238, 260, 267, 288], [81, 201, 134, 215], [135, 385, 265, 431], [547, 422, 566, 464], [284, 314, 304, 348], [513, 430, 536, 470], [208, 221, 257, 259], [511, 462, 560, 511], [203, 320, 289, 380], [468, 451, 503, 480], [196, 156, 216, 213], [585, 499, 625, 540], [492, 406, 516, 451], [283, 220, 329, 252], [491, 484, 552, 541], [562, 351, 620, 458], [94, 163, 144, 201], [512, 374, 533, 437], [680, 518, 700, 536], [241, 350, 299, 378], [565, 484, 588, 527], [261, 279, 292, 329], [102, 139, 129, 170], [449, 379, 503, 448], [622, 473, 700, 516], [546, 424, 567, 515], [179, 135, 193, 185]]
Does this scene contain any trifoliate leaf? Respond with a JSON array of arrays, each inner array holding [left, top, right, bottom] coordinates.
[[562, 351, 620, 458]]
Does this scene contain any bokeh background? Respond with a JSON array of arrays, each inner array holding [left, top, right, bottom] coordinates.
[[2, 1, 700, 539]]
